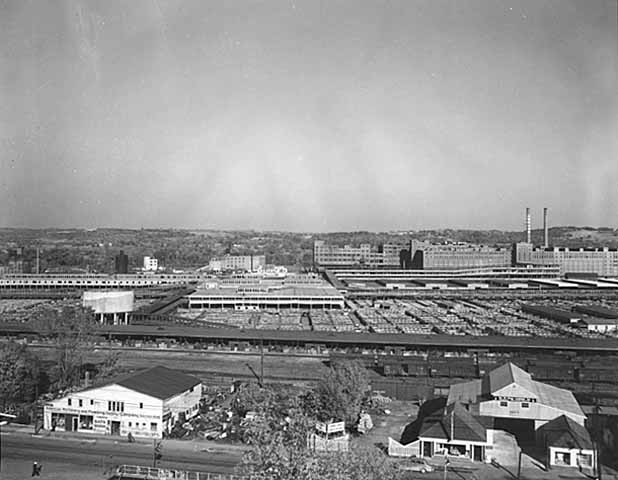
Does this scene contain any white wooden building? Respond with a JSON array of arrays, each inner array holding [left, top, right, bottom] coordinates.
[[43, 366, 201, 438], [536, 415, 596, 470]]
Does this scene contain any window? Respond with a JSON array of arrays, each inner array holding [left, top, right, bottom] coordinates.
[[68, 398, 72, 406], [79, 415, 93, 430], [90, 399, 94, 405], [139, 403, 143, 409], [189, 386, 194, 392], [500, 401, 507, 407], [128, 422, 132, 427], [108, 401, 125, 412], [521, 402, 529, 408], [79, 399, 83, 407], [150, 422, 158, 432]]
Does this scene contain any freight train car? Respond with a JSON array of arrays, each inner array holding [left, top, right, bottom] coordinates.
[[429, 359, 477, 378], [526, 362, 576, 382], [577, 367, 618, 384]]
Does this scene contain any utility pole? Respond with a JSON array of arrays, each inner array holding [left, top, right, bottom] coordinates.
[[443, 456, 449, 480], [33, 383, 39, 433], [260, 338, 264, 386]]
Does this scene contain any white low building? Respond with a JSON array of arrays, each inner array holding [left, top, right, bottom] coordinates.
[[536, 415, 596, 470], [581, 318, 618, 333], [43, 366, 201, 438]]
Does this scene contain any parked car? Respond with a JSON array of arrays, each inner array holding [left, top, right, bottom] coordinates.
[[401, 457, 434, 474]]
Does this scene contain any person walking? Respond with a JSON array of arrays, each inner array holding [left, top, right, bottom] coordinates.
[[31, 461, 42, 477]]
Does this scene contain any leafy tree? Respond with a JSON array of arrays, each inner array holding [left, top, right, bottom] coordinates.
[[307, 360, 370, 426], [0, 342, 40, 410], [33, 306, 97, 392], [237, 384, 401, 480]]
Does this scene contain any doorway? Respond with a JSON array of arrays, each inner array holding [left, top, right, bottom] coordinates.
[[111, 421, 121, 436], [65, 414, 75, 432], [72, 417, 79, 431], [473, 445, 484, 462]]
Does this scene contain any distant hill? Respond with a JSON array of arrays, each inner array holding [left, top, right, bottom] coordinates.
[[0, 226, 616, 272]]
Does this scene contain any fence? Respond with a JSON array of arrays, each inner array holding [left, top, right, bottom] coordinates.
[[111, 465, 245, 480]]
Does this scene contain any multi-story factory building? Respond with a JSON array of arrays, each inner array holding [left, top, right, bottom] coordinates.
[[314, 239, 511, 270], [411, 244, 512, 270], [206, 254, 266, 272], [313, 240, 403, 267], [514, 242, 618, 276]]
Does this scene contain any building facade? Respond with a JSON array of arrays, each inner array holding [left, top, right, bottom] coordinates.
[[412, 245, 512, 270], [313, 241, 404, 267], [207, 255, 266, 272], [43, 366, 201, 439], [514, 242, 618, 276], [143, 256, 159, 271]]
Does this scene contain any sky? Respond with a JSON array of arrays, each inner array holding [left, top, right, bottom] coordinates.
[[1, 0, 616, 232]]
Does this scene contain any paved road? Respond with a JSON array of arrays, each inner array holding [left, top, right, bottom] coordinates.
[[0, 432, 242, 475]]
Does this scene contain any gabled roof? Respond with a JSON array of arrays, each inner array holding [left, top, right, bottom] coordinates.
[[538, 415, 593, 450], [489, 363, 538, 399], [112, 366, 201, 400], [419, 403, 487, 443], [447, 379, 482, 405], [447, 362, 584, 420]]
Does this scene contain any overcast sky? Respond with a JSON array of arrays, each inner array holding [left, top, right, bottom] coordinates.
[[1, 0, 616, 231]]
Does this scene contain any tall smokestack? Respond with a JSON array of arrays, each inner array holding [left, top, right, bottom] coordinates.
[[543, 207, 549, 248], [526, 207, 531, 244]]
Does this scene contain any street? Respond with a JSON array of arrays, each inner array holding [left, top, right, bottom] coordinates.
[[0, 431, 242, 479]]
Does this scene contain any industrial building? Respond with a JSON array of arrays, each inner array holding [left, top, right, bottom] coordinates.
[[313, 240, 403, 267], [114, 251, 129, 274], [447, 363, 586, 431], [514, 243, 618, 277], [82, 291, 135, 325], [411, 244, 512, 270], [205, 254, 266, 272], [43, 366, 201, 439]]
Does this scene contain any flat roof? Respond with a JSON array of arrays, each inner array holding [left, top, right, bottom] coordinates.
[[91, 325, 618, 352], [189, 285, 343, 298]]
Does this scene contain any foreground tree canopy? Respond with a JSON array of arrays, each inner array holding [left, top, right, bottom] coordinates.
[[236, 360, 401, 480], [33, 305, 98, 392], [305, 360, 371, 425], [0, 341, 40, 410]]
